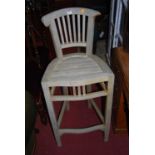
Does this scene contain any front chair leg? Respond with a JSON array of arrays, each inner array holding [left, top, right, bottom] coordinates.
[[42, 84, 62, 146], [104, 77, 114, 142]]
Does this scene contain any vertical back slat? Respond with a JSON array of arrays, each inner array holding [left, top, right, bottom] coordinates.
[[57, 18, 64, 44], [62, 16, 69, 43], [72, 15, 76, 42], [82, 15, 86, 42], [86, 17, 95, 55], [77, 15, 81, 42], [67, 15, 73, 43]]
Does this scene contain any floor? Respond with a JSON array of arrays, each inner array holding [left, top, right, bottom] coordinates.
[[34, 99, 129, 155]]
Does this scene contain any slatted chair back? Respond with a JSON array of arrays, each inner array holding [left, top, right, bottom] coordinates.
[[41, 7, 101, 59]]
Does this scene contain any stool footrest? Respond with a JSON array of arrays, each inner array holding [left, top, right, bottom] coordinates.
[[59, 124, 105, 135]]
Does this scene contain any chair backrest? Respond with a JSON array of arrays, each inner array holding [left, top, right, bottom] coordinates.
[[41, 7, 101, 59]]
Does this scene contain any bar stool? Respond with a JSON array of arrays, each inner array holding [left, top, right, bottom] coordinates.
[[41, 7, 114, 146]]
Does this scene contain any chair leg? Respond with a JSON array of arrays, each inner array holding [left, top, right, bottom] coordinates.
[[42, 84, 62, 146], [87, 85, 92, 109], [63, 87, 70, 110], [104, 77, 114, 142]]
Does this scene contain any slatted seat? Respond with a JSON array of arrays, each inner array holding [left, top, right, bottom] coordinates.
[[41, 7, 114, 146], [42, 53, 112, 86]]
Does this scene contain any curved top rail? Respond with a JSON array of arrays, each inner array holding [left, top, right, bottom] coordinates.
[[41, 7, 101, 27]]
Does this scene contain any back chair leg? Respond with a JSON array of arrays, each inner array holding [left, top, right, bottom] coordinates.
[[104, 77, 114, 142], [87, 85, 92, 109], [63, 87, 70, 111]]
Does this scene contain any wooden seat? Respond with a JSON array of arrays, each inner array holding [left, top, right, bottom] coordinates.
[[42, 53, 113, 86], [41, 7, 114, 146]]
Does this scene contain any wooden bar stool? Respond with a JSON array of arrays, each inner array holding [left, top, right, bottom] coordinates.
[[41, 7, 114, 146]]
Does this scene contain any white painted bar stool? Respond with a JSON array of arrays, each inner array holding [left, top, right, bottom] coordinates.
[[41, 7, 114, 146]]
